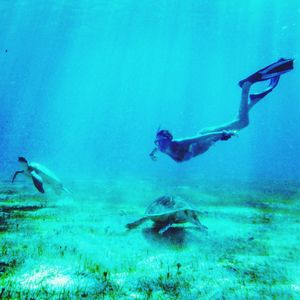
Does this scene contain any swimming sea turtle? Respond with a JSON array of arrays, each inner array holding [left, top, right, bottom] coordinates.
[[126, 195, 207, 234], [12, 157, 68, 194]]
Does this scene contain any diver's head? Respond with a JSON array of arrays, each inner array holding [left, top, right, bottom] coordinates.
[[155, 129, 173, 151]]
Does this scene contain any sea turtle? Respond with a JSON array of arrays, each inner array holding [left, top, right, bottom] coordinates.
[[126, 195, 207, 234], [12, 157, 68, 194]]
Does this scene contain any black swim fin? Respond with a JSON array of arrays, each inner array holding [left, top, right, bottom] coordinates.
[[249, 76, 280, 102], [239, 58, 294, 87]]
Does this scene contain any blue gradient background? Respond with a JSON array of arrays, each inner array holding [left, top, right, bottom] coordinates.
[[0, 0, 299, 182]]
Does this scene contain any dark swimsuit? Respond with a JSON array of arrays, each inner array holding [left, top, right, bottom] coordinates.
[[168, 141, 211, 162], [168, 142, 186, 162]]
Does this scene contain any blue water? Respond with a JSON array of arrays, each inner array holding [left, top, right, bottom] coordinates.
[[1, 0, 300, 182]]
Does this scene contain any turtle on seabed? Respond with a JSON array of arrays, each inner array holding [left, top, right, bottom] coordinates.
[[126, 195, 207, 234]]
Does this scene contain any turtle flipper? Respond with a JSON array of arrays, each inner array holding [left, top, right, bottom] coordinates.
[[198, 224, 208, 231], [63, 187, 72, 194], [12, 170, 24, 183], [158, 223, 173, 235], [31, 171, 45, 193], [126, 217, 148, 230]]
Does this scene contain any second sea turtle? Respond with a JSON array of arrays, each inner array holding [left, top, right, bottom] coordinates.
[[126, 195, 207, 234]]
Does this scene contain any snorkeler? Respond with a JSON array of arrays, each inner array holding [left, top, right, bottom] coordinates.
[[150, 58, 294, 162]]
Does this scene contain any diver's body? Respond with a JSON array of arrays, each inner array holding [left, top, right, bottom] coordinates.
[[150, 82, 250, 162], [150, 58, 294, 162]]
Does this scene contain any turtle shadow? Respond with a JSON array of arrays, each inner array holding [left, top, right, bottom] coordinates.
[[142, 226, 204, 248]]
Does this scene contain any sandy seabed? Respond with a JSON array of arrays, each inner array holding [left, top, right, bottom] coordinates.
[[0, 178, 299, 299]]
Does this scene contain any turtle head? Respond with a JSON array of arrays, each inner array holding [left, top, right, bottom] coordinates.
[[18, 156, 28, 167], [185, 210, 207, 231], [185, 210, 202, 226]]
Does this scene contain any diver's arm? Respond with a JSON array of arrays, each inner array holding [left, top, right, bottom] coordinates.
[[149, 147, 159, 161]]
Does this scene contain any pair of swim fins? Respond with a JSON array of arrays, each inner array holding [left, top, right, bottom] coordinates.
[[239, 58, 294, 101]]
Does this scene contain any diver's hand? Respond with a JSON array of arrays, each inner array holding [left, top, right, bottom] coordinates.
[[150, 148, 158, 161], [221, 130, 238, 140], [150, 154, 157, 161]]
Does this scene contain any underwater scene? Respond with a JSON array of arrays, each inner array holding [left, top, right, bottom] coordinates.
[[1, 1, 300, 299]]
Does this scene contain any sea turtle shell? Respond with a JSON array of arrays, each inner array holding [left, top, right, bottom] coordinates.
[[126, 195, 206, 233], [28, 162, 65, 194], [29, 162, 62, 185], [145, 195, 200, 217]]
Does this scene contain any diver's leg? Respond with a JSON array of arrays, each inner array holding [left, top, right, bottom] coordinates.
[[200, 82, 251, 134]]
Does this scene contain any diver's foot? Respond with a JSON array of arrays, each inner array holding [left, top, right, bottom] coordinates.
[[240, 81, 252, 96], [240, 81, 252, 89], [239, 74, 259, 88]]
